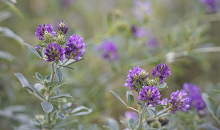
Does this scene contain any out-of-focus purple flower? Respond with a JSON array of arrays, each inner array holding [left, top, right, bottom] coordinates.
[[124, 66, 149, 91], [133, 0, 152, 22], [169, 90, 190, 114], [57, 21, 69, 35], [35, 45, 42, 50], [98, 40, 118, 62], [64, 34, 85, 60], [152, 63, 171, 84], [132, 26, 148, 38], [158, 117, 169, 126], [200, 0, 218, 13], [35, 23, 56, 40], [139, 85, 161, 107], [124, 111, 138, 122], [60, 0, 74, 8], [147, 37, 159, 48], [183, 83, 206, 113], [45, 43, 64, 62], [160, 98, 168, 106]]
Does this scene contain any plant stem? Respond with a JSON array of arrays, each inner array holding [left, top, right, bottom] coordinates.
[[48, 62, 55, 129], [137, 106, 147, 130]]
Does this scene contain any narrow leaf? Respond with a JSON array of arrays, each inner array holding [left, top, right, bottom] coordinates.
[[56, 67, 63, 82], [109, 90, 128, 107], [107, 118, 119, 130], [126, 91, 134, 107], [65, 57, 86, 66], [214, 89, 220, 94], [14, 73, 29, 87], [120, 120, 130, 129], [89, 124, 97, 130], [217, 104, 220, 117], [24, 43, 42, 58], [25, 85, 45, 101], [0, 50, 14, 62], [137, 102, 145, 106], [41, 101, 53, 114], [202, 93, 216, 116], [53, 82, 67, 92], [49, 94, 72, 99], [58, 65, 75, 70], [203, 124, 218, 130], [71, 106, 92, 116], [35, 72, 43, 81]]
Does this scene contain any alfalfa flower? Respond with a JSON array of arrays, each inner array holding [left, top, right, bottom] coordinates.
[[183, 83, 206, 113], [35, 23, 56, 40], [169, 90, 190, 114], [35, 45, 42, 50], [160, 98, 168, 106], [124, 66, 149, 91], [64, 34, 85, 60], [45, 43, 64, 62], [57, 21, 69, 35], [200, 0, 218, 13], [152, 63, 171, 84], [133, 0, 152, 22], [139, 85, 161, 107], [98, 40, 118, 62], [124, 111, 138, 122]]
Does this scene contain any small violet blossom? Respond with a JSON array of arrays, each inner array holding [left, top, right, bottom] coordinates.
[[169, 90, 190, 114], [57, 21, 69, 35], [152, 62, 171, 84], [124, 111, 138, 122], [124, 66, 149, 91], [183, 83, 206, 114], [139, 85, 161, 107], [35, 23, 56, 40], [98, 40, 118, 62], [160, 98, 168, 106], [64, 34, 85, 60], [35, 45, 42, 50], [200, 0, 219, 13], [133, 0, 152, 22], [45, 43, 64, 62]]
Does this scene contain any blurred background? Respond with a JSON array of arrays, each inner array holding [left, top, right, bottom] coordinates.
[[1, 0, 220, 129]]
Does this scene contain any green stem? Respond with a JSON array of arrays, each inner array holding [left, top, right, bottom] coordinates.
[[137, 106, 147, 130], [48, 62, 55, 129]]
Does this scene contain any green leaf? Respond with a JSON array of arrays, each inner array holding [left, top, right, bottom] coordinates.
[[0, 12, 11, 22], [78, 124, 85, 130], [14, 73, 29, 87], [146, 107, 157, 117], [149, 108, 157, 116], [202, 93, 217, 116], [128, 118, 134, 129], [64, 57, 86, 66], [57, 112, 66, 119], [203, 124, 218, 130], [89, 124, 97, 130], [157, 108, 169, 115], [49, 94, 72, 100], [54, 119, 78, 129], [44, 75, 51, 81], [137, 102, 145, 106], [133, 82, 140, 89], [157, 113, 169, 117], [58, 65, 75, 70], [217, 104, 220, 117], [126, 91, 134, 107], [71, 106, 92, 116], [214, 89, 220, 94], [0, 26, 24, 45], [25, 85, 45, 101], [109, 90, 128, 107], [0, 50, 14, 62], [107, 118, 119, 130], [41, 101, 53, 114], [157, 82, 168, 90], [120, 120, 130, 129], [35, 72, 43, 81], [53, 82, 67, 92], [24, 43, 42, 58], [56, 67, 63, 82], [2, 0, 23, 18]]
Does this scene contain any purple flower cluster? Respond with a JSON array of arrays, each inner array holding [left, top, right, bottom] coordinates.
[[131, 25, 148, 38], [152, 63, 171, 84], [133, 0, 152, 22], [35, 23, 56, 40], [64, 34, 85, 60], [183, 83, 206, 113], [57, 21, 69, 35], [98, 40, 118, 62], [35, 45, 42, 50], [139, 85, 161, 107], [200, 0, 219, 13], [158, 117, 169, 126], [169, 90, 190, 114], [160, 98, 168, 106], [45, 43, 64, 62], [124, 111, 138, 121], [124, 66, 149, 91]]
